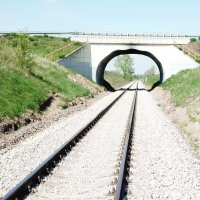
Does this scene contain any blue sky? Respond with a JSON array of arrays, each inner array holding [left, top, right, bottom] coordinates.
[[1, 0, 199, 74]]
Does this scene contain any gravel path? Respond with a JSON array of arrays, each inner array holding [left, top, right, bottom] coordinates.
[[0, 83, 133, 198], [127, 82, 200, 200], [26, 83, 137, 199]]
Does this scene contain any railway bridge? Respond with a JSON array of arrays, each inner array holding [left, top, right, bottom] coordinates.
[[56, 31, 199, 85]]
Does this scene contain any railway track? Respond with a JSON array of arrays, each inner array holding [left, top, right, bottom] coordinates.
[[2, 81, 138, 200]]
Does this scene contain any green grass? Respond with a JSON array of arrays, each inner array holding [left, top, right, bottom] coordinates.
[[143, 74, 160, 87], [183, 129, 200, 154], [0, 34, 84, 62], [0, 33, 131, 119], [161, 67, 200, 107], [104, 71, 130, 87], [188, 115, 198, 123], [172, 118, 178, 124], [0, 58, 90, 118]]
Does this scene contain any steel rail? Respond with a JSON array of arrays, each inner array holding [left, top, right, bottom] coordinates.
[[2, 82, 135, 200], [114, 82, 138, 200]]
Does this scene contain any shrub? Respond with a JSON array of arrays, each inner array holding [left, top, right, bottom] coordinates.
[[74, 41, 82, 46], [15, 32, 35, 71], [59, 54, 65, 59], [178, 47, 182, 51], [3, 32, 18, 40], [33, 42, 38, 46], [190, 38, 196, 43], [195, 59, 200, 63], [43, 34, 48, 38], [10, 41, 18, 47], [62, 37, 70, 42], [29, 37, 35, 42], [199, 36, 200, 40]]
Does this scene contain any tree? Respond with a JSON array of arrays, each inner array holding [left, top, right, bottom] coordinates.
[[144, 66, 156, 76], [114, 55, 135, 80]]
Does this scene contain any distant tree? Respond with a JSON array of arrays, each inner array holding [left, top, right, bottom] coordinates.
[[144, 66, 156, 76], [149, 66, 156, 75], [114, 55, 135, 80]]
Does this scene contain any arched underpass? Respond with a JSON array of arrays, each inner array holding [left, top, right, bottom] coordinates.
[[96, 49, 163, 90]]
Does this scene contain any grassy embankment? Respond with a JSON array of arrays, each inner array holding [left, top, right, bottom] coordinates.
[[161, 38, 200, 111], [161, 67, 200, 107], [158, 39, 200, 153], [160, 67, 200, 152], [104, 71, 130, 89], [2, 33, 83, 62], [0, 33, 130, 121], [0, 33, 93, 120], [143, 74, 160, 88], [181, 38, 200, 64]]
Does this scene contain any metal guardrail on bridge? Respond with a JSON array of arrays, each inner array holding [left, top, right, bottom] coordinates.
[[0, 30, 199, 39], [73, 30, 191, 39]]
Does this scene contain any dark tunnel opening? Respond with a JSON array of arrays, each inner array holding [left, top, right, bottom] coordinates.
[[96, 49, 163, 90]]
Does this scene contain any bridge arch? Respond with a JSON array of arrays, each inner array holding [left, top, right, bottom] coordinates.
[[96, 48, 164, 86]]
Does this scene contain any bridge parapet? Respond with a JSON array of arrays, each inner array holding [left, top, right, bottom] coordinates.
[[71, 38, 189, 45]]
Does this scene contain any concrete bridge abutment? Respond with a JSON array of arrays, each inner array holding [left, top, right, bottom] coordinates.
[[57, 41, 199, 86]]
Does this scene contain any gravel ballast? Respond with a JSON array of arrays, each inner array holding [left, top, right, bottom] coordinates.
[[128, 82, 200, 200], [27, 83, 137, 199], [0, 83, 133, 198]]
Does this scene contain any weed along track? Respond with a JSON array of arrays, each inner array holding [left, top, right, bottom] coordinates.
[[1, 82, 138, 200]]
